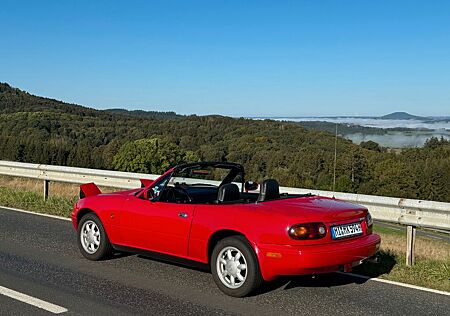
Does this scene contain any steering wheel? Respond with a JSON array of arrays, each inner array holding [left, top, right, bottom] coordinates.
[[167, 186, 192, 203]]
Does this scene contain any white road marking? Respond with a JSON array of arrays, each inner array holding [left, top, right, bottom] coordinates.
[[340, 272, 450, 296], [433, 228, 450, 235], [426, 235, 444, 241], [384, 226, 401, 231], [0, 285, 68, 314], [0, 206, 70, 221]]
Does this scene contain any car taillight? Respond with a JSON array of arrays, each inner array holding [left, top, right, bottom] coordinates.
[[366, 212, 373, 234], [288, 222, 327, 240]]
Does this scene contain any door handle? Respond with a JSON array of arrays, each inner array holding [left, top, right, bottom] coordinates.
[[178, 212, 188, 218]]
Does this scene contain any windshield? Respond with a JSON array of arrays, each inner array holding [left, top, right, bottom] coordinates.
[[170, 165, 243, 188]]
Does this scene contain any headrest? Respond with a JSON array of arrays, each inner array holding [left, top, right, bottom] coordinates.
[[257, 179, 280, 202], [217, 183, 240, 203]]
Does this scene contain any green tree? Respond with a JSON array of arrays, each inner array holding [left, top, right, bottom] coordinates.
[[112, 137, 197, 174], [360, 140, 381, 152]]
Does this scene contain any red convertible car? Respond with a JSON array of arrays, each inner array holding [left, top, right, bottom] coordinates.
[[72, 162, 380, 297]]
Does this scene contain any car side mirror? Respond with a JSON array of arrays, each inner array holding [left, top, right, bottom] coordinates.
[[244, 181, 259, 192]]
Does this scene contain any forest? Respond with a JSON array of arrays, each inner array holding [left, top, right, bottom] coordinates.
[[1, 82, 449, 202]]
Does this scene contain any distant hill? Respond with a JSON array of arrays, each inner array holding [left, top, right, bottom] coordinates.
[[0, 81, 356, 172], [0, 82, 14, 93], [0, 82, 180, 120], [0, 82, 449, 203], [0, 82, 100, 116], [381, 112, 426, 120], [104, 108, 181, 119]]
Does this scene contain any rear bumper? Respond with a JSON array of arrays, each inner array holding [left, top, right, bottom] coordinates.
[[256, 234, 381, 281]]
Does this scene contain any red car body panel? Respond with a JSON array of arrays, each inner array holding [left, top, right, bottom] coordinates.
[[72, 169, 380, 281], [79, 182, 101, 198], [119, 198, 195, 255]]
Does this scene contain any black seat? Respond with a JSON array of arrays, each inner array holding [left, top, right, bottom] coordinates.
[[257, 179, 280, 202], [217, 183, 240, 203]]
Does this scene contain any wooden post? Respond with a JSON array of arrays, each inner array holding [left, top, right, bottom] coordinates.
[[44, 180, 49, 201], [406, 225, 416, 266]]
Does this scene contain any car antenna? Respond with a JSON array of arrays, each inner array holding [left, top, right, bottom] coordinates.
[[332, 123, 338, 196]]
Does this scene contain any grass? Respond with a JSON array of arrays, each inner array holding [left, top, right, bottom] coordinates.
[[374, 225, 450, 260], [0, 186, 76, 217], [0, 175, 116, 217], [354, 224, 450, 292], [0, 175, 449, 292]]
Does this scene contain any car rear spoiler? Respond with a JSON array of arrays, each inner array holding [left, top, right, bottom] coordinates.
[[140, 179, 154, 188], [80, 183, 101, 199]]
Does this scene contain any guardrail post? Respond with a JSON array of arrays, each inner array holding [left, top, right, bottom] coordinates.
[[406, 225, 416, 266], [44, 180, 49, 201]]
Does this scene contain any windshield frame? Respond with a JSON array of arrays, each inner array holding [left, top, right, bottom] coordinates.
[[137, 162, 245, 202]]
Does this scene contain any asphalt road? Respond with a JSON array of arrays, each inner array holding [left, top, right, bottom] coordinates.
[[0, 207, 449, 316]]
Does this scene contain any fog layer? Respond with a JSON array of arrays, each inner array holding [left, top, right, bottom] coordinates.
[[269, 117, 450, 148], [276, 117, 450, 130]]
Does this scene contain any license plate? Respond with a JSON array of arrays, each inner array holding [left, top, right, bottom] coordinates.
[[331, 222, 363, 239]]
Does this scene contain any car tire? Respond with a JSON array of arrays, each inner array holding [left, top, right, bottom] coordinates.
[[211, 236, 263, 297], [77, 213, 113, 261]]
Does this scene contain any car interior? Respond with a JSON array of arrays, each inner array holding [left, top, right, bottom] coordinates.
[[146, 162, 311, 204], [160, 179, 311, 204]]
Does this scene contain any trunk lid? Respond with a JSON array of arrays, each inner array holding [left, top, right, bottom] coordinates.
[[261, 196, 367, 222], [259, 196, 370, 245]]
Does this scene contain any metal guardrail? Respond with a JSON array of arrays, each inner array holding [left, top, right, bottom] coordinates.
[[0, 160, 160, 189], [1, 160, 449, 265], [1, 160, 448, 231]]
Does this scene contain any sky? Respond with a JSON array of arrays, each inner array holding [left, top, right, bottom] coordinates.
[[1, 0, 450, 117]]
